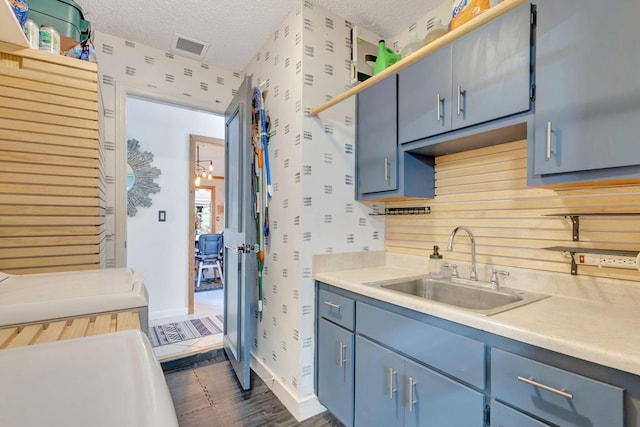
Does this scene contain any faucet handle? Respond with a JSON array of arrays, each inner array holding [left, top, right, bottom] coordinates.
[[444, 262, 458, 278], [490, 269, 510, 289]]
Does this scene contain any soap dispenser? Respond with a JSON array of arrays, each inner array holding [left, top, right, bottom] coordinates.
[[429, 245, 444, 279]]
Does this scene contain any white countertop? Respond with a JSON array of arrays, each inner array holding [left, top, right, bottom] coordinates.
[[314, 252, 640, 377]]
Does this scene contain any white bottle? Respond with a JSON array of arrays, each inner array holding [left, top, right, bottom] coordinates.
[[429, 245, 444, 279], [401, 31, 423, 58]]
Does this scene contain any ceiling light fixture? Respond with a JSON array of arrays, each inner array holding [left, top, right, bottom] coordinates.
[[195, 144, 214, 187]]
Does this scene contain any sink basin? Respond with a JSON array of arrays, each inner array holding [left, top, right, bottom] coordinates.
[[374, 277, 549, 315]]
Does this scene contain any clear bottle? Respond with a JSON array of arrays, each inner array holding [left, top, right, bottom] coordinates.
[[401, 30, 423, 58], [429, 245, 444, 279], [424, 19, 448, 45]]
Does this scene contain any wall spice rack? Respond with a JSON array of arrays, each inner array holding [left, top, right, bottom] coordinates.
[[369, 207, 431, 216], [544, 213, 640, 275]]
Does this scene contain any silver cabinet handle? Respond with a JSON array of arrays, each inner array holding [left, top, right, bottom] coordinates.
[[388, 368, 397, 399], [323, 301, 341, 310], [517, 376, 573, 399], [545, 121, 552, 160], [457, 86, 465, 116], [384, 158, 389, 181], [436, 93, 442, 122], [408, 377, 417, 412], [338, 342, 347, 367]]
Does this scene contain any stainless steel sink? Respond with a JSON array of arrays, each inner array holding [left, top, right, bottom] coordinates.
[[374, 277, 549, 316]]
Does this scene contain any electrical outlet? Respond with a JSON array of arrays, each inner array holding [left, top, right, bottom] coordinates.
[[574, 253, 640, 270]]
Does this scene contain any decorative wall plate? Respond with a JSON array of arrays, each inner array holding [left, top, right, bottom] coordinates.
[[127, 138, 161, 217]]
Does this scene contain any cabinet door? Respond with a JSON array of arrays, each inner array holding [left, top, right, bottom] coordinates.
[[356, 75, 397, 195], [317, 318, 354, 426], [532, 1, 640, 176], [451, 2, 532, 130], [398, 46, 453, 143], [354, 336, 404, 427], [404, 359, 485, 427]]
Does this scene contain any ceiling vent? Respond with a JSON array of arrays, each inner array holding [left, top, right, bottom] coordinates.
[[171, 33, 210, 60]]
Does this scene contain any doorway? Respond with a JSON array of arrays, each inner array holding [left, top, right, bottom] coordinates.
[[188, 135, 225, 315]]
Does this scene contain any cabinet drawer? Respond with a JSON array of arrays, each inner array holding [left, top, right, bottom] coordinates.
[[318, 289, 355, 330], [491, 399, 550, 427], [356, 302, 485, 389], [491, 348, 623, 427]]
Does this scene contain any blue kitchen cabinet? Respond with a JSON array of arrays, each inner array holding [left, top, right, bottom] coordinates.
[[490, 399, 550, 427], [356, 75, 435, 200], [316, 289, 355, 427], [398, 2, 532, 145], [491, 348, 623, 427], [356, 75, 398, 195], [355, 335, 485, 427], [530, 1, 640, 183]]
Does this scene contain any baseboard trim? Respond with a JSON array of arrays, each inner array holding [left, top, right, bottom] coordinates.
[[250, 354, 326, 422]]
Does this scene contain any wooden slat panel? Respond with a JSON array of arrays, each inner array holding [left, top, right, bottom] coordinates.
[[0, 196, 101, 210], [0, 118, 98, 139], [4, 264, 97, 275], [0, 254, 100, 269], [35, 321, 67, 344], [0, 172, 99, 188], [0, 235, 100, 247], [0, 245, 98, 258], [6, 324, 43, 348], [0, 161, 99, 178], [20, 58, 98, 83], [60, 317, 91, 340], [0, 327, 18, 348], [90, 314, 115, 336], [0, 85, 97, 111], [0, 129, 99, 151], [0, 107, 97, 131], [0, 216, 101, 226], [0, 183, 99, 198], [116, 312, 141, 332], [0, 68, 97, 95], [0, 52, 19, 69], [0, 225, 102, 237], [387, 142, 640, 282], [0, 96, 97, 120]]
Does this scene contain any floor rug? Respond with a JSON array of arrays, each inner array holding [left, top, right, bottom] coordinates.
[[150, 316, 223, 347], [194, 278, 223, 292]]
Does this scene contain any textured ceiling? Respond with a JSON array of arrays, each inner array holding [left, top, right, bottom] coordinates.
[[78, 0, 445, 71]]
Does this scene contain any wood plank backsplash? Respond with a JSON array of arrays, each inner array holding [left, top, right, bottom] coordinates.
[[386, 140, 640, 282], [0, 43, 103, 274]]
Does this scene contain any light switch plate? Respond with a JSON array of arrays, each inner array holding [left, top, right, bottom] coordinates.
[[158, 210, 166, 222]]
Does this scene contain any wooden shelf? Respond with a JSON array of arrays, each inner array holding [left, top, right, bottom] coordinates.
[[310, 0, 528, 116], [1, 0, 29, 47]]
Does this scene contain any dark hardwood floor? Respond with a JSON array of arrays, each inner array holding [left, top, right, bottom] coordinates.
[[164, 352, 343, 427]]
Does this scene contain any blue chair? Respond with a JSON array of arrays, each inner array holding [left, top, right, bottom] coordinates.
[[195, 233, 223, 288]]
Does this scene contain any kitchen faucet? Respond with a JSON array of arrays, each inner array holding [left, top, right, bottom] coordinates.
[[446, 226, 477, 281]]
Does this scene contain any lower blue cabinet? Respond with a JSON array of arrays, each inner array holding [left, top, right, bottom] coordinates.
[[317, 317, 354, 426], [355, 336, 485, 427], [490, 399, 550, 427]]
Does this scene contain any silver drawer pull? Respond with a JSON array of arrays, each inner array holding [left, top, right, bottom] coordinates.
[[517, 376, 574, 399], [545, 121, 553, 160], [323, 301, 341, 310], [338, 342, 347, 367], [408, 377, 417, 412]]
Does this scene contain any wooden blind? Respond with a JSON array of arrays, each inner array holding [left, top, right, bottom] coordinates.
[[386, 140, 640, 282], [0, 42, 103, 274]]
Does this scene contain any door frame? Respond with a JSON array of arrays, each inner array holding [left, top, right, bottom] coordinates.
[[188, 135, 225, 313]]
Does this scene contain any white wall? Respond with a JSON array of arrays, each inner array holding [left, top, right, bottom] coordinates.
[[126, 97, 224, 318]]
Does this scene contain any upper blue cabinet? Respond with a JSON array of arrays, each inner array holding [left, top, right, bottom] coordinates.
[[398, 2, 533, 145], [530, 1, 640, 184]]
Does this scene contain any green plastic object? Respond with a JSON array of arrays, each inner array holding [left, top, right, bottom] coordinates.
[[27, 0, 91, 42], [373, 40, 402, 75]]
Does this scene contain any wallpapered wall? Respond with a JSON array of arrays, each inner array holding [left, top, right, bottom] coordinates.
[[94, 30, 242, 270], [243, 0, 385, 403]]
